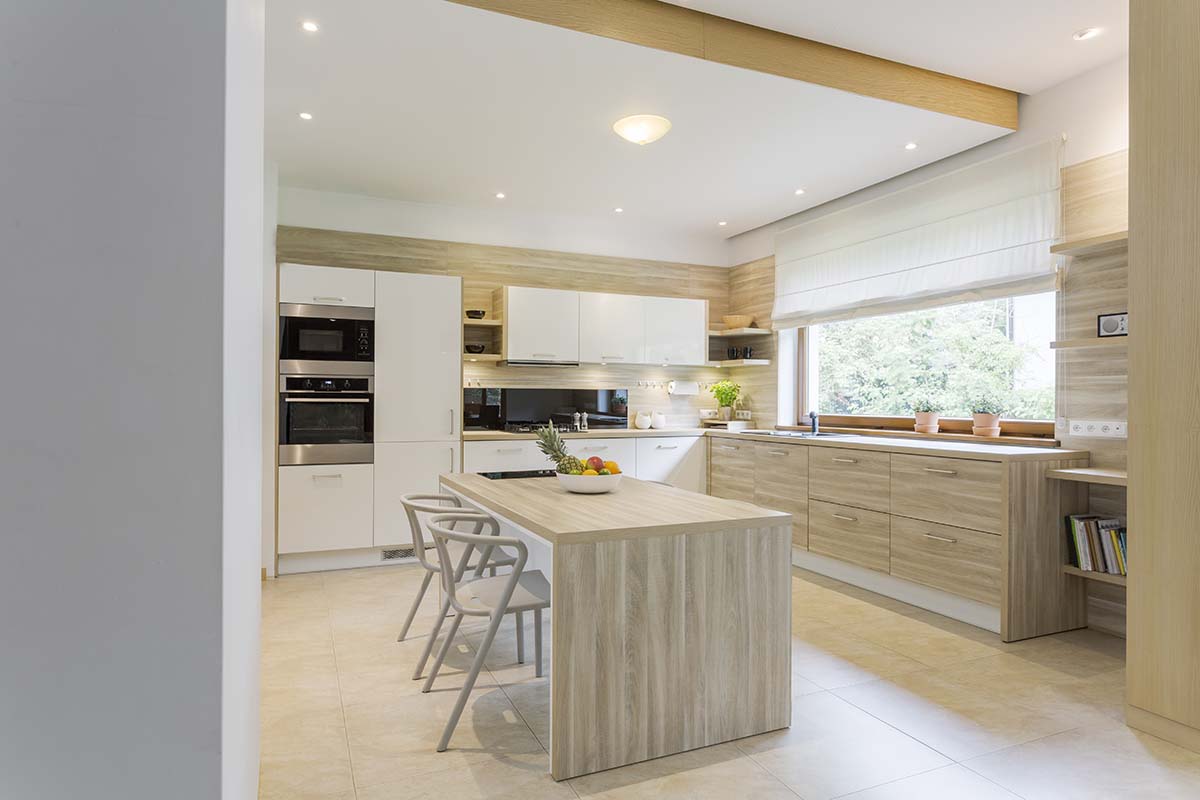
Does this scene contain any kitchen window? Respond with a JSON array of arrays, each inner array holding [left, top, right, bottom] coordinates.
[[803, 291, 1055, 423]]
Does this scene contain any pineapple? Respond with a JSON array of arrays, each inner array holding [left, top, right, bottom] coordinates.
[[534, 422, 585, 474]]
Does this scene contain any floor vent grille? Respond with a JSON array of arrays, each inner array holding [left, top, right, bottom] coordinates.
[[381, 547, 415, 561]]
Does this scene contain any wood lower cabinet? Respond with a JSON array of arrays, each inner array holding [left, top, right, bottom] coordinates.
[[890, 454, 1003, 534], [808, 500, 890, 572], [889, 515, 1002, 606], [709, 439, 756, 502], [808, 447, 890, 511], [754, 443, 809, 548]]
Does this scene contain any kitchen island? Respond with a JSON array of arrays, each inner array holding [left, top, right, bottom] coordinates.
[[439, 472, 793, 781]]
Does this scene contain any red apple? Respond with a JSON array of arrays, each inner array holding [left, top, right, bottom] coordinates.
[[586, 456, 605, 472]]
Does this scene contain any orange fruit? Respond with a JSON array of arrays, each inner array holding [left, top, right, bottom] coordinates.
[[582, 469, 599, 476], [603, 460, 621, 474]]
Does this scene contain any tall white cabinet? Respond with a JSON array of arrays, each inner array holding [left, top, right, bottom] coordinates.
[[373, 271, 463, 548]]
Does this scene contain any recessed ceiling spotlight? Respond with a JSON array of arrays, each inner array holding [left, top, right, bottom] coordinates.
[[614, 207, 624, 213], [612, 114, 672, 145], [301, 20, 320, 33], [298, 112, 313, 120], [718, 221, 728, 227], [794, 188, 806, 196], [905, 142, 918, 150], [494, 192, 506, 199], [1072, 27, 1102, 41]]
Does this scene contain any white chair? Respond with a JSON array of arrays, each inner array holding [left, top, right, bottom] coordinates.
[[397, 494, 517, 680], [423, 512, 551, 752]]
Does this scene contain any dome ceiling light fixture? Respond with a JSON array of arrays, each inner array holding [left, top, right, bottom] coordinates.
[[612, 114, 672, 146]]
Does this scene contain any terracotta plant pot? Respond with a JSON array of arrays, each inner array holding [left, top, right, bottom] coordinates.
[[718, 406, 733, 421], [914, 411, 940, 434], [972, 412, 1002, 437]]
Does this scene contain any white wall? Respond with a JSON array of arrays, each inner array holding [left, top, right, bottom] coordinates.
[[224, 0, 266, 797], [263, 162, 279, 578], [278, 186, 732, 267], [729, 56, 1130, 265], [0, 2, 262, 798]]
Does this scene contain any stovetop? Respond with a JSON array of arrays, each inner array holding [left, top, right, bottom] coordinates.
[[478, 469, 557, 480]]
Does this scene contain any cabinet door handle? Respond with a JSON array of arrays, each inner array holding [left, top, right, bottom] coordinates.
[[449, 409, 455, 436], [448, 448, 455, 472], [581, 445, 609, 452], [924, 533, 958, 544], [532, 352, 557, 358], [766, 450, 789, 456], [496, 447, 522, 454], [312, 473, 342, 480], [832, 513, 857, 522], [600, 355, 625, 360], [716, 445, 738, 451], [656, 444, 679, 450], [312, 295, 345, 303], [832, 457, 858, 464], [924, 467, 957, 475]]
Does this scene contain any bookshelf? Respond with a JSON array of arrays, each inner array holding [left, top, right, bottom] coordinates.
[[1046, 467, 1128, 487], [1063, 565, 1127, 588]]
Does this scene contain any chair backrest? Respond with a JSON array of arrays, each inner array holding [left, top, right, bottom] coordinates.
[[427, 513, 528, 615], [399, 494, 466, 572]]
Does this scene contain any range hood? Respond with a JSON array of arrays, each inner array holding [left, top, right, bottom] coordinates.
[[502, 359, 580, 367]]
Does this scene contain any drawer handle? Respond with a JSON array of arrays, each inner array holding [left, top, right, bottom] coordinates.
[[717, 445, 738, 451], [312, 295, 345, 303], [832, 457, 858, 464], [832, 513, 857, 523], [766, 450, 789, 456], [582, 446, 610, 452], [495, 447, 523, 454], [599, 355, 625, 360], [531, 352, 557, 358], [656, 445, 679, 450], [313, 473, 342, 480], [924, 533, 958, 544], [924, 468, 958, 476]]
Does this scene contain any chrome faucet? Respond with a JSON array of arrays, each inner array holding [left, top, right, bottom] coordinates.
[[808, 411, 819, 435]]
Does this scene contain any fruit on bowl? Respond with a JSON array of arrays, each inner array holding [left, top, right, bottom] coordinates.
[[534, 423, 623, 493]]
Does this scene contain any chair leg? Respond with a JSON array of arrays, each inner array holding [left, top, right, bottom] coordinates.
[[534, 607, 543, 678], [397, 570, 433, 642], [412, 591, 452, 680], [422, 612, 464, 693], [515, 610, 525, 664], [438, 610, 503, 752]]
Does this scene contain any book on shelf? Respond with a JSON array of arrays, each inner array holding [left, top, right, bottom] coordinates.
[[1065, 515, 1128, 575]]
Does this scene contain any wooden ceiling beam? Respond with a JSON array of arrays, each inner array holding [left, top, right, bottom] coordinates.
[[447, 0, 1018, 130]]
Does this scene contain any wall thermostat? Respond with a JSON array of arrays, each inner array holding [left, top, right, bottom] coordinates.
[[1097, 312, 1128, 337]]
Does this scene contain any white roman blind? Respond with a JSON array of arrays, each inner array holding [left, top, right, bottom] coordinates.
[[772, 139, 1063, 329]]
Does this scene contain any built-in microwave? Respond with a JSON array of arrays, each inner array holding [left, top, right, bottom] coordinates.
[[279, 375, 374, 465], [279, 303, 374, 376]]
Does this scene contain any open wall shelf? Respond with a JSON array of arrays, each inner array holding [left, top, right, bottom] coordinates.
[[1047, 467, 1128, 487]]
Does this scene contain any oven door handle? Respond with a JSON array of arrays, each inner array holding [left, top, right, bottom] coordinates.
[[284, 397, 372, 403]]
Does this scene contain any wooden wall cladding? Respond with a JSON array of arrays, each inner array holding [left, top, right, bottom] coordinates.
[[1063, 151, 1129, 242], [727, 256, 779, 425]]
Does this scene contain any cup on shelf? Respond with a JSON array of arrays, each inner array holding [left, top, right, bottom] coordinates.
[[727, 347, 740, 360], [742, 346, 754, 359]]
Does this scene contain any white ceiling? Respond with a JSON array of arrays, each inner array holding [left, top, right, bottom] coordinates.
[[664, 0, 1129, 94], [266, 0, 1014, 248]]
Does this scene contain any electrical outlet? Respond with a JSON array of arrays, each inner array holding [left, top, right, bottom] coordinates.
[[1067, 419, 1127, 438], [735, 410, 752, 420]]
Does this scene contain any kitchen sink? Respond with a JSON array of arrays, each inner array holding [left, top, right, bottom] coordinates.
[[739, 430, 847, 438]]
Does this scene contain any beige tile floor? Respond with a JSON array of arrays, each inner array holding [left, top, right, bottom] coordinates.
[[260, 564, 1200, 799]]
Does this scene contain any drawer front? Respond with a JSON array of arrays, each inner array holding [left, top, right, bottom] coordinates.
[[709, 438, 755, 502], [754, 444, 808, 548], [808, 500, 890, 572], [463, 441, 546, 473], [890, 454, 1003, 534], [278, 464, 375, 554], [890, 515, 1001, 606], [566, 438, 638, 473], [808, 447, 891, 511], [635, 436, 706, 493]]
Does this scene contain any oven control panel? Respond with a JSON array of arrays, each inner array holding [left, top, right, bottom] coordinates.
[[284, 376, 372, 393]]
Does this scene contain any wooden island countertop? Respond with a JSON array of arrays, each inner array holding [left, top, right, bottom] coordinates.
[[439, 472, 790, 544]]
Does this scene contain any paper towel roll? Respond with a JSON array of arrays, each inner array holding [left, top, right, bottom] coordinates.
[[667, 380, 700, 396]]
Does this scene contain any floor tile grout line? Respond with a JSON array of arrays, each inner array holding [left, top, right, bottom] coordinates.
[[324, 584, 360, 800], [732, 746, 807, 799], [826, 680, 962, 764], [825, 762, 967, 799], [956, 760, 1031, 799]]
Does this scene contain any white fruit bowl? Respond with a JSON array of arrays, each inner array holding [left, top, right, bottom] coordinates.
[[556, 472, 623, 494]]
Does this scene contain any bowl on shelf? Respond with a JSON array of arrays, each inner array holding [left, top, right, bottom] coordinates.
[[721, 314, 753, 330], [465, 344, 486, 354], [556, 472, 622, 494], [465, 309, 486, 319]]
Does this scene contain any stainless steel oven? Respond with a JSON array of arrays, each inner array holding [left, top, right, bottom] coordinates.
[[279, 303, 374, 376], [279, 375, 374, 465]]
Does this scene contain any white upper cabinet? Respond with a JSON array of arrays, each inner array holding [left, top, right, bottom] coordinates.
[[643, 297, 708, 366], [375, 272, 462, 442], [578, 293, 645, 365], [279, 263, 375, 307], [504, 287, 580, 364]]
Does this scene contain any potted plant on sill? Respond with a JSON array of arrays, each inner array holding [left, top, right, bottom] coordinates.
[[710, 379, 742, 421], [969, 393, 1005, 437], [910, 395, 944, 434]]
